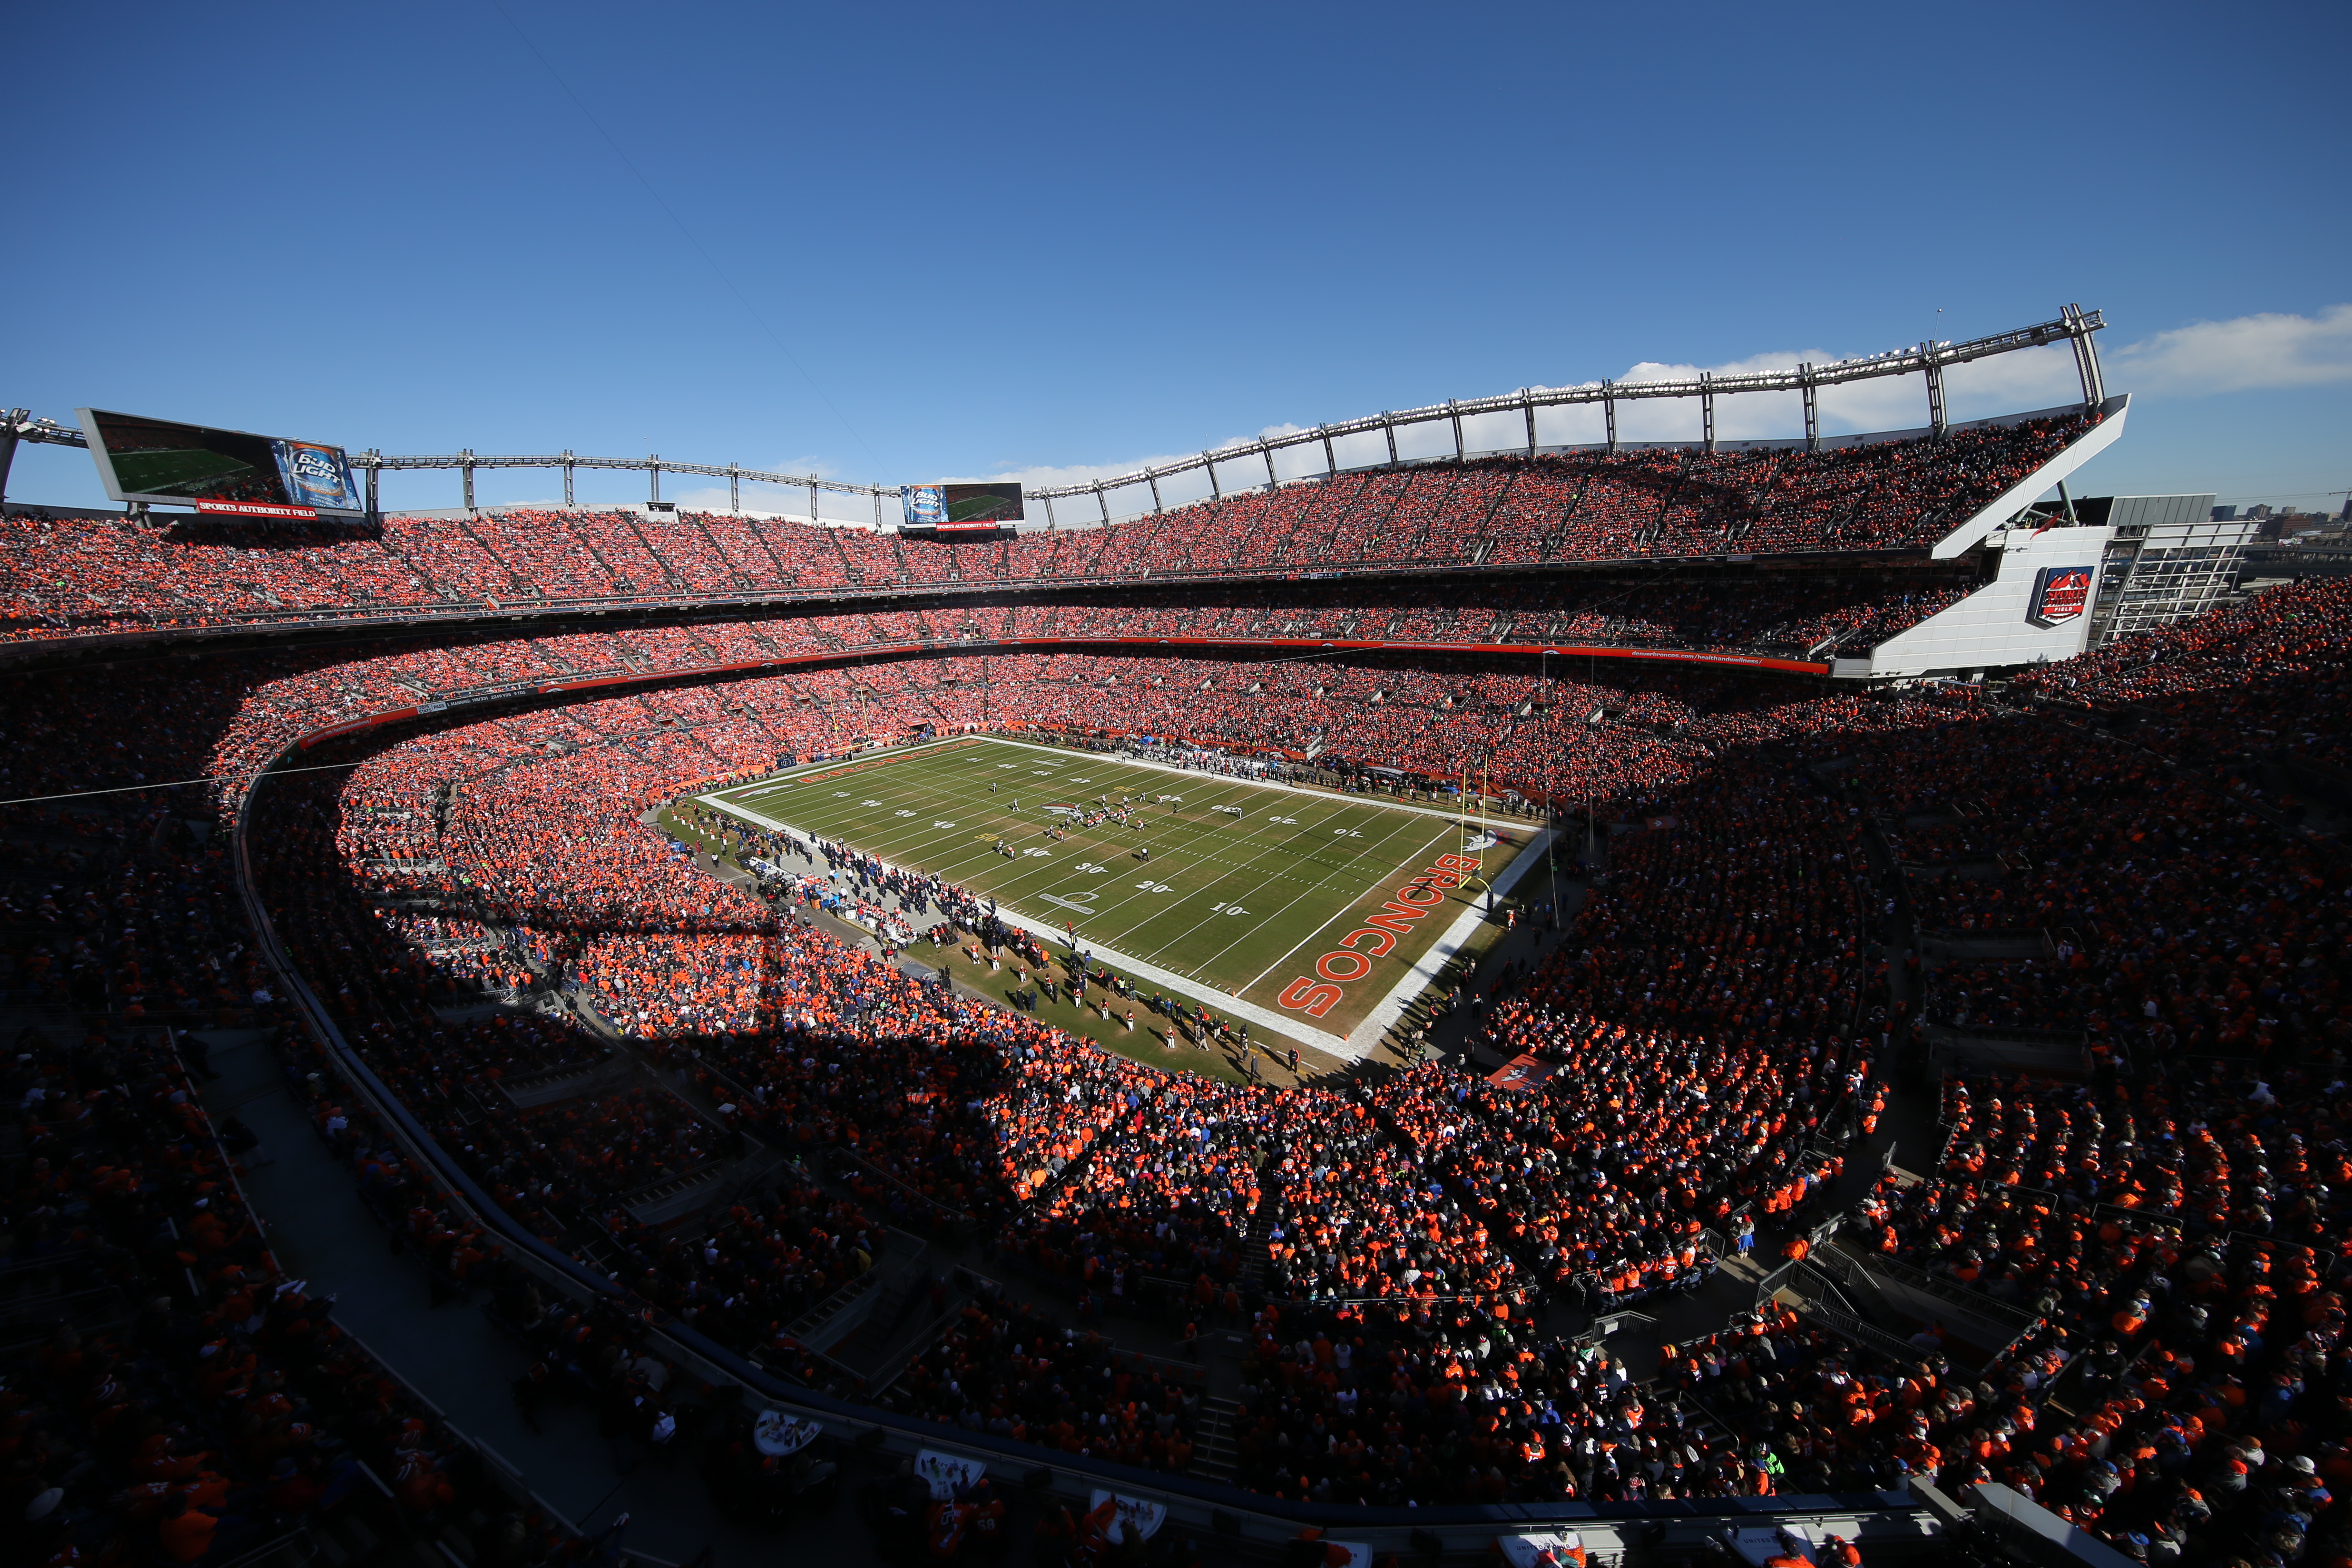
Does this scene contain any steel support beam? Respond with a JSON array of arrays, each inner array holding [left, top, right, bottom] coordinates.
[[1603, 385, 1617, 454], [345, 449, 889, 509], [649, 456, 661, 505], [1700, 375, 1717, 453], [1522, 392, 1538, 457], [562, 451, 575, 506], [1095, 484, 1110, 523], [1382, 417, 1398, 466], [1800, 370, 1819, 451], [1011, 308, 2105, 503], [1924, 346, 1947, 437], [1206, 456, 1221, 500], [365, 462, 378, 519], [1043, 494, 1057, 528], [1261, 443, 1278, 488], [2066, 302, 2107, 408], [808, 482, 819, 526], [1147, 473, 1163, 513], [461, 451, 475, 510], [1320, 426, 1337, 475], [0, 410, 20, 510], [1448, 399, 1465, 462], [729, 466, 740, 513]]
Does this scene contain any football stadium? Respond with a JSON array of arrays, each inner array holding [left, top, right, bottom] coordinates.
[[11, 300, 2347, 1568], [5, 9, 2347, 1561]]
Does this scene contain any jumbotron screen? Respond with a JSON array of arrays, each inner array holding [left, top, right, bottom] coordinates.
[[79, 408, 363, 518], [901, 481, 1024, 531]]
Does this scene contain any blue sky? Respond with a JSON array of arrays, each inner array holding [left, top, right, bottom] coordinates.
[[7, 0, 2346, 519]]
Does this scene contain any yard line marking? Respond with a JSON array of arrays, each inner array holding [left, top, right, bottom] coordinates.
[[1097, 794, 1370, 954], [1063, 789, 1357, 939], [911, 770, 1269, 905], [1228, 811, 1462, 994], [712, 743, 1276, 934]]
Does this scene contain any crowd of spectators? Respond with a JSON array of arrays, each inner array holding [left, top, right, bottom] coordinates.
[[879, 1290, 1210, 1474], [1002, 1074, 1267, 1301], [206, 648, 1915, 1514], [1374, 1063, 1730, 1306], [0, 1023, 582, 1568], [1259, 1092, 1515, 1303], [5, 554, 2350, 1548], [0, 588, 1926, 852], [1825, 1056, 2352, 1563], [2018, 575, 2352, 778], [0, 410, 2092, 640], [1002, 573, 1980, 660], [446, 1084, 722, 1221], [1847, 712, 2345, 1070], [590, 1176, 882, 1371]]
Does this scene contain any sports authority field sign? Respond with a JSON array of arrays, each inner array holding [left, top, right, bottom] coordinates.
[[2028, 565, 2095, 627]]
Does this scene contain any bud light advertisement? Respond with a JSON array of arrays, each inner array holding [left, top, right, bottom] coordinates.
[[271, 439, 361, 513], [900, 485, 948, 528]]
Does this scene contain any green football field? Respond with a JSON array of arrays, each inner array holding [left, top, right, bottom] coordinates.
[[698, 735, 1544, 1047]]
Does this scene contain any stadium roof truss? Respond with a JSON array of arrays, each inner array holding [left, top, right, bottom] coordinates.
[[3, 306, 2106, 520], [1031, 304, 2110, 520]]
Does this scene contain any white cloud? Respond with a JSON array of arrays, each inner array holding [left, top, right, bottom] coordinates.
[[963, 422, 1310, 487], [974, 451, 1212, 492], [666, 452, 880, 522], [1591, 344, 2091, 439], [2111, 304, 2352, 392]]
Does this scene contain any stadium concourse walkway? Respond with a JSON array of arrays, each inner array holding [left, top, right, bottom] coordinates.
[[191, 1028, 880, 1565]]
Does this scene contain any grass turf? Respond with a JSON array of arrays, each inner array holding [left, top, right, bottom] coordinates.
[[699, 736, 1537, 1039]]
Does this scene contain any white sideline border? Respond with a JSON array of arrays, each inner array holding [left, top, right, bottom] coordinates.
[[691, 735, 1552, 1059]]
